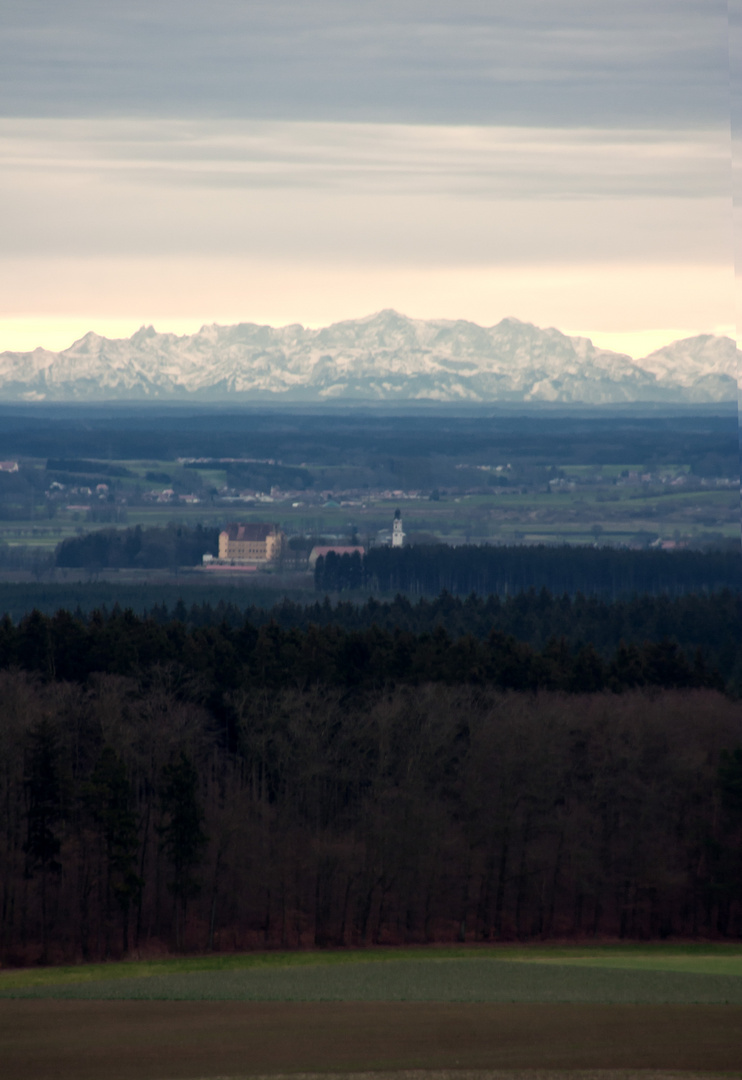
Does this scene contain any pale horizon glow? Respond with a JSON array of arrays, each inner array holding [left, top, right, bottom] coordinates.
[[1, 320, 721, 360], [0, 256, 733, 360]]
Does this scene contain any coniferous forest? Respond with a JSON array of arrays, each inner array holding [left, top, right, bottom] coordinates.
[[1, 595, 742, 964], [315, 544, 742, 597]]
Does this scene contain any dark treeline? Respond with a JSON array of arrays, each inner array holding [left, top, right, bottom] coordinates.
[[316, 544, 742, 598], [1, 406, 736, 477], [0, 606, 724, 695], [184, 459, 315, 492], [4, 587, 742, 682], [0, 582, 314, 624], [137, 589, 742, 688], [2, 671, 742, 964], [56, 525, 219, 570]]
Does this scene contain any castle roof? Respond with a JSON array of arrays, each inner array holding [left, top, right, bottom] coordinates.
[[221, 522, 278, 541]]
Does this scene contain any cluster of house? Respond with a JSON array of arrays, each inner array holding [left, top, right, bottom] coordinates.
[[143, 488, 201, 504], [205, 511, 405, 568]]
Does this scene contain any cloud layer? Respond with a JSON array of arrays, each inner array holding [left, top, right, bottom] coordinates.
[[0, 2, 730, 127], [0, 3, 734, 351], [0, 119, 731, 266]]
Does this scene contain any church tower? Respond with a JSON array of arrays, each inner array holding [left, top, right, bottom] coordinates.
[[392, 508, 405, 548]]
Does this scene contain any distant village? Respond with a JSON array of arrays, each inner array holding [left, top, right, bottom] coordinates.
[[0, 445, 736, 571], [29, 457, 734, 522]]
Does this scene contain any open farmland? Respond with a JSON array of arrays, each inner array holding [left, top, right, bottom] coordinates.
[[0, 408, 738, 577], [1, 472, 737, 561], [2, 948, 742, 1079]]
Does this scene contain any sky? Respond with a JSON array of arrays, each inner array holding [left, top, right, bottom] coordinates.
[[0, 1, 736, 358]]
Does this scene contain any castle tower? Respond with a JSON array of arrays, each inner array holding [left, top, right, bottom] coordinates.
[[392, 508, 405, 548]]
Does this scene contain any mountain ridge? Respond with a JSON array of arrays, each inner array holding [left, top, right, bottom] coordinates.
[[0, 310, 737, 405]]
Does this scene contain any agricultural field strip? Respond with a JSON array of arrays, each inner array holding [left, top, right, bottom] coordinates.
[[4, 946, 742, 989], [3, 950, 742, 1002]]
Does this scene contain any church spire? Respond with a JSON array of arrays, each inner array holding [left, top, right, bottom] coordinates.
[[392, 508, 405, 548]]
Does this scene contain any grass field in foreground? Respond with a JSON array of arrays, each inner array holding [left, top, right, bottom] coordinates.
[[2, 945, 742, 1002]]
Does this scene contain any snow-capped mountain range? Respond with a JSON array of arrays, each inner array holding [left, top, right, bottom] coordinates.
[[0, 310, 737, 405]]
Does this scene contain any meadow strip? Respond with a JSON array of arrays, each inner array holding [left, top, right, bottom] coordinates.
[[3, 944, 742, 992], [3, 958, 742, 1003]]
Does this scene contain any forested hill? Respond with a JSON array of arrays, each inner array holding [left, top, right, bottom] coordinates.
[[0, 603, 728, 694], [3, 586, 742, 686], [2, 652, 742, 963], [3, 594, 742, 964], [145, 584, 740, 637]]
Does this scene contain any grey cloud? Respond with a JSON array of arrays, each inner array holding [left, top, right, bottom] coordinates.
[[0, 120, 730, 202], [0, 1, 731, 127], [0, 186, 728, 266], [0, 123, 729, 267]]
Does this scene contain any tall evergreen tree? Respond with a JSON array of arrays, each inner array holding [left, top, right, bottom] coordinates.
[[160, 752, 206, 950], [85, 747, 141, 954], [24, 718, 62, 962]]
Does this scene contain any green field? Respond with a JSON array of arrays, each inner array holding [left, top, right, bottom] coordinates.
[[3, 945, 742, 1002]]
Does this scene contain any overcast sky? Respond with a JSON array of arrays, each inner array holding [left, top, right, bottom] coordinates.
[[0, 1, 736, 355]]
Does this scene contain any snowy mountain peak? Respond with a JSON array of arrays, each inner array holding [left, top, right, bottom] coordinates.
[[0, 311, 736, 404], [130, 325, 159, 345]]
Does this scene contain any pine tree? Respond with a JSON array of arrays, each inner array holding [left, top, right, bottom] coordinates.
[[85, 747, 141, 954], [160, 752, 206, 950], [24, 718, 62, 962]]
